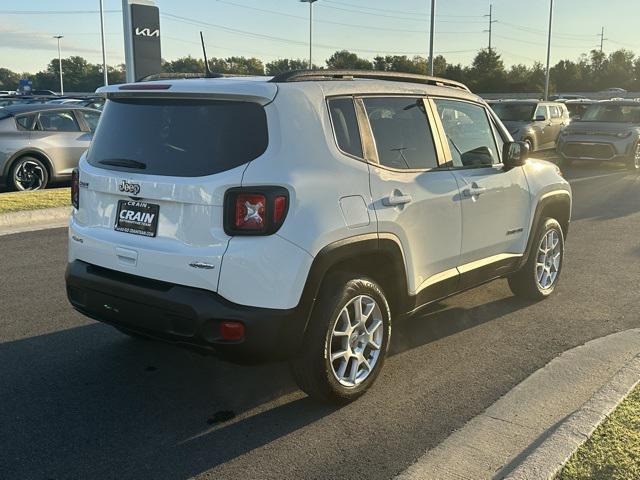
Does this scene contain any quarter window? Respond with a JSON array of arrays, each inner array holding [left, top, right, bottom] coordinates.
[[37, 111, 80, 132], [363, 97, 437, 170], [80, 110, 101, 132], [434, 99, 500, 168], [328, 98, 363, 158], [15, 114, 36, 131]]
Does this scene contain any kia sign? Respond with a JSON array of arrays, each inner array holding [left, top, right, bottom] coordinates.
[[122, 0, 162, 82]]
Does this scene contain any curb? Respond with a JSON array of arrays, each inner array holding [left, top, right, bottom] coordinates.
[[0, 207, 70, 236], [395, 329, 640, 480], [503, 353, 640, 480]]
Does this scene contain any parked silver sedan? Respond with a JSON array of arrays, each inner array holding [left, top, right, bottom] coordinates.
[[557, 100, 640, 171], [0, 104, 100, 190]]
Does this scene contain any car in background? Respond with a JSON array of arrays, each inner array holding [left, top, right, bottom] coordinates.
[[47, 98, 86, 106], [601, 87, 627, 95], [549, 94, 587, 101], [488, 100, 570, 152], [0, 91, 16, 96], [31, 90, 58, 96], [557, 100, 640, 171], [564, 99, 598, 120], [0, 104, 101, 190]]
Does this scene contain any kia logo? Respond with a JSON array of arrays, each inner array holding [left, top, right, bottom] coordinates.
[[135, 27, 160, 37], [119, 180, 141, 196]]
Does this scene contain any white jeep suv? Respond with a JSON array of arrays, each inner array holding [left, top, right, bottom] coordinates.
[[66, 71, 571, 403]]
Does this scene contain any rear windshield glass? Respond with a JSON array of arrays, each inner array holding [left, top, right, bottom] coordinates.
[[87, 98, 268, 177], [490, 103, 536, 122]]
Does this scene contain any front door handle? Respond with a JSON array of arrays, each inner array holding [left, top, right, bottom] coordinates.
[[462, 182, 487, 198], [382, 193, 413, 206]]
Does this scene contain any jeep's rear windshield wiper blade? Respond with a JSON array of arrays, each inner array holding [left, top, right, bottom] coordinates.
[[98, 158, 147, 169]]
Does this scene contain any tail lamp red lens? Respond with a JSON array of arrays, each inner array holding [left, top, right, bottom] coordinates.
[[235, 194, 266, 230], [220, 321, 245, 341], [71, 168, 80, 209], [224, 187, 289, 236]]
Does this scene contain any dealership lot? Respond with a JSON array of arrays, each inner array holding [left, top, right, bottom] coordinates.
[[0, 158, 638, 479]]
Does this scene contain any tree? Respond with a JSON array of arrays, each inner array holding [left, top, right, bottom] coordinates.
[[208, 56, 264, 75], [0, 68, 20, 90], [467, 48, 506, 93], [326, 50, 372, 70], [265, 58, 309, 75], [162, 56, 205, 74]]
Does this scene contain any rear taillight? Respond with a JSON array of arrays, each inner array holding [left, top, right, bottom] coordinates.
[[71, 168, 79, 209], [224, 187, 289, 236]]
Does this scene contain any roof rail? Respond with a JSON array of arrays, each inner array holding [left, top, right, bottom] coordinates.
[[269, 69, 471, 92]]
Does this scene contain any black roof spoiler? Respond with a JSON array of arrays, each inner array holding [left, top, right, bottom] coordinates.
[[269, 70, 471, 92]]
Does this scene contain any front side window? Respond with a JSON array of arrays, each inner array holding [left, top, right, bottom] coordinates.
[[37, 110, 80, 132], [363, 97, 437, 170], [434, 99, 500, 168], [328, 98, 363, 158]]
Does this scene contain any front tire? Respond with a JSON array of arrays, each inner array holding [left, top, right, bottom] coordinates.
[[290, 276, 391, 403], [508, 218, 565, 300], [10, 156, 49, 191]]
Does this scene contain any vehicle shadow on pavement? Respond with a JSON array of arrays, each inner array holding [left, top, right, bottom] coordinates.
[[0, 292, 533, 479]]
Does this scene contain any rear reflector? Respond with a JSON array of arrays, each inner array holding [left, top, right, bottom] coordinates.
[[274, 195, 287, 224], [71, 168, 80, 209], [220, 321, 245, 341]]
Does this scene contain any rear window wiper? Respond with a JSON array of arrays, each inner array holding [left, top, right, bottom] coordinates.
[[98, 158, 147, 170]]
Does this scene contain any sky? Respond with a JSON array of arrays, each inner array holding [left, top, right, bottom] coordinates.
[[1, 0, 639, 73]]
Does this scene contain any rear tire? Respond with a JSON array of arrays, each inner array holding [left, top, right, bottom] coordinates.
[[508, 218, 564, 300], [290, 275, 391, 403], [9, 156, 49, 191]]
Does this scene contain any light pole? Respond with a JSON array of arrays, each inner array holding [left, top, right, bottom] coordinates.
[[300, 0, 318, 69], [53, 35, 64, 95], [544, 0, 554, 101], [429, 0, 436, 76], [99, 0, 108, 86]]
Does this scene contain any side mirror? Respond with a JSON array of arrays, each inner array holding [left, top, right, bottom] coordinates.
[[535, 115, 546, 122], [503, 141, 529, 168]]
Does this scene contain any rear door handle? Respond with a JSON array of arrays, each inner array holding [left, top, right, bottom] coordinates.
[[382, 193, 412, 206], [462, 183, 487, 198]]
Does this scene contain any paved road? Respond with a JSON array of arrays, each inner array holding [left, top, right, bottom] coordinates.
[[1, 160, 639, 480]]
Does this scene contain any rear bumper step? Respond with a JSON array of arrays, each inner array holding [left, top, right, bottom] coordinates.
[[65, 260, 306, 361]]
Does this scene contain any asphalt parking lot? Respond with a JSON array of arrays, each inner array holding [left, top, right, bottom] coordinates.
[[1, 156, 639, 480]]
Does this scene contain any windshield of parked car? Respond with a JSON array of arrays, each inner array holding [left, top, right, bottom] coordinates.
[[87, 98, 268, 177], [581, 104, 640, 122], [490, 103, 536, 122]]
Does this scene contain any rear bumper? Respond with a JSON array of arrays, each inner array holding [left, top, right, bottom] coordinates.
[[65, 260, 308, 361]]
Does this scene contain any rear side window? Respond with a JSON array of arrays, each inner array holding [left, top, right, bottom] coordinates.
[[363, 97, 437, 170], [328, 98, 363, 158], [37, 110, 80, 132], [87, 98, 268, 177], [549, 106, 560, 119]]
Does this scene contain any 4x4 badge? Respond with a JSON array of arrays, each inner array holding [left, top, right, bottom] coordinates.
[[119, 180, 141, 196]]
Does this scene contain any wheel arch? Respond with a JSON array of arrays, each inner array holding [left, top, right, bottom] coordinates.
[[298, 233, 410, 335], [520, 191, 571, 268], [4, 148, 55, 182]]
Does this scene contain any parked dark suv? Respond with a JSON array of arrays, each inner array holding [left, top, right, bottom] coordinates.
[[489, 100, 570, 152]]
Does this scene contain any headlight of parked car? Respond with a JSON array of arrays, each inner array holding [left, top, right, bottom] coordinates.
[[615, 131, 632, 138]]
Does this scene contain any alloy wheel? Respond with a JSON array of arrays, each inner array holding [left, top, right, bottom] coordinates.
[[536, 228, 562, 290], [328, 295, 384, 387], [14, 160, 45, 191]]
